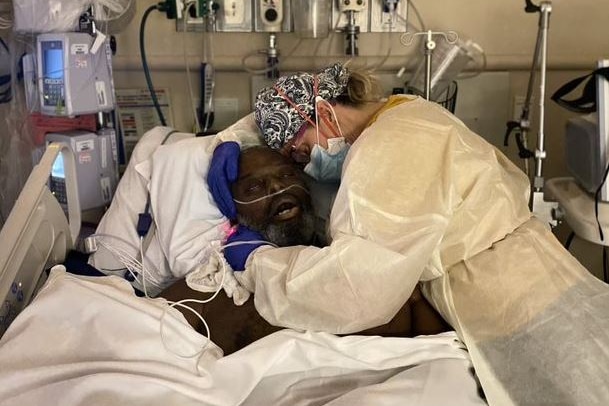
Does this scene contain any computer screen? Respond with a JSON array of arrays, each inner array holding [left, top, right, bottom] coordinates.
[[43, 46, 63, 80], [51, 153, 65, 179]]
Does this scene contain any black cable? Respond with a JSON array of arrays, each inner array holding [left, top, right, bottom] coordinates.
[[564, 231, 576, 251], [139, 4, 167, 126], [0, 37, 11, 104], [603, 245, 609, 283], [594, 161, 609, 242]]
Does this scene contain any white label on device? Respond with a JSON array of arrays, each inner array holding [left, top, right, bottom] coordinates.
[[100, 177, 111, 203], [71, 43, 89, 55], [76, 139, 95, 152], [100, 137, 107, 169], [96, 81, 108, 107]]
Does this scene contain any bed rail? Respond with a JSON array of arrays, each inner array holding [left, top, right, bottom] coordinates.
[[0, 142, 80, 337]]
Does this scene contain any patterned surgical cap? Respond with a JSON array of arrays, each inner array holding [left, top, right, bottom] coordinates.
[[254, 63, 350, 150]]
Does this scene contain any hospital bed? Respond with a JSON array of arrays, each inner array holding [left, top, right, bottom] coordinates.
[[3, 120, 609, 406], [0, 128, 485, 406], [0, 142, 81, 337]]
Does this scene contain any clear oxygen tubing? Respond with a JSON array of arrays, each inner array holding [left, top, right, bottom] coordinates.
[[313, 11, 345, 62], [365, 0, 398, 72], [182, 0, 202, 133], [241, 35, 303, 76], [233, 184, 310, 205], [407, 0, 426, 31], [395, 0, 425, 79]]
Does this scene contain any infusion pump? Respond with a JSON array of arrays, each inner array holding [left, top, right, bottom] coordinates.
[[44, 131, 118, 212], [36, 32, 115, 117]]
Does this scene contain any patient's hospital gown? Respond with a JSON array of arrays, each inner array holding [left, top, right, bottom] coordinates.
[[224, 97, 609, 406]]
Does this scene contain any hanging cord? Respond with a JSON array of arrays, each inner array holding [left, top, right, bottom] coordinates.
[[594, 160, 609, 242], [564, 231, 576, 251], [604, 246, 609, 283], [0, 38, 12, 104], [139, 4, 167, 126]]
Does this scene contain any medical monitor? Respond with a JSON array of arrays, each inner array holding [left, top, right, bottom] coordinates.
[[45, 131, 118, 211], [36, 32, 115, 117], [565, 59, 609, 201]]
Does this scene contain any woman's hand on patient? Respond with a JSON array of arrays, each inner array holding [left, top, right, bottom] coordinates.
[[224, 225, 269, 271], [208, 141, 240, 220]]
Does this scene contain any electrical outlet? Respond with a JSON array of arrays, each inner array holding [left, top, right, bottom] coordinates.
[[254, 0, 291, 32], [224, 0, 245, 25], [370, 0, 408, 32], [174, 0, 206, 31], [217, 0, 252, 31]]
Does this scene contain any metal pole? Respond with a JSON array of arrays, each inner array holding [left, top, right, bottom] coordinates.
[[533, 2, 552, 191], [424, 30, 435, 100]]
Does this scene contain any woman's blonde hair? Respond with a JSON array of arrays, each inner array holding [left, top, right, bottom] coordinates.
[[338, 63, 384, 105]]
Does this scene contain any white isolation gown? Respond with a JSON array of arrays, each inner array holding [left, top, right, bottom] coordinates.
[[231, 96, 609, 406], [235, 95, 531, 333]]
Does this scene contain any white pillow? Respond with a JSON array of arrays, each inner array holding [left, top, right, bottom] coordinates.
[[90, 114, 261, 296]]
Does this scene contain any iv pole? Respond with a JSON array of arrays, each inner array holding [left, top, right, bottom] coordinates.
[[400, 30, 459, 100], [504, 0, 557, 227]]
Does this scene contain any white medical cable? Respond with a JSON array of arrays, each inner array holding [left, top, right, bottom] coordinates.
[[232, 184, 310, 205], [96, 239, 146, 285], [0, 16, 12, 30], [139, 236, 149, 297], [366, 2, 396, 72], [89, 233, 277, 366], [88, 233, 163, 296], [158, 239, 277, 365], [158, 256, 223, 360]]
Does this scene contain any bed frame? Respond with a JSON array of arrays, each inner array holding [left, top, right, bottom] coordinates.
[[0, 142, 81, 337]]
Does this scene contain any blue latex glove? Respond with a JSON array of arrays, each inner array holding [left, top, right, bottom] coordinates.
[[207, 141, 240, 220], [223, 225, 269, 271]]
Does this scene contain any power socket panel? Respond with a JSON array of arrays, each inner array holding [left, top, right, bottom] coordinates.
[[332, 0, 370, 33], [174, 0, 252, 32], [370, 0, 409, 32]]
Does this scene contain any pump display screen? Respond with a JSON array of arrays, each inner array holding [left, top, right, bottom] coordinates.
[[43, 46, 63, 80], [51, 153, 65, 178]]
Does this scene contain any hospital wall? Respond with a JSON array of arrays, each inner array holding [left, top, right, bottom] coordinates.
[[0, 1, 608, 278], [108, 0, 609, 279]]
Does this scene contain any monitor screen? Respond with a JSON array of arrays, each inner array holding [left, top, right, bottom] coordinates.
[[51, 153, 65, 178], [43, 47, 63, 80]]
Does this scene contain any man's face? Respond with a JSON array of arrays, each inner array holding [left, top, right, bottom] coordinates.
[[231, 147, 315, 247]]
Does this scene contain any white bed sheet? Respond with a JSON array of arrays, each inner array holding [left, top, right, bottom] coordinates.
[[0, 269, 486, 406]]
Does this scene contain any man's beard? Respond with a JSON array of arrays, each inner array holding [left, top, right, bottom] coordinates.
[[237, 205, 316, 247]]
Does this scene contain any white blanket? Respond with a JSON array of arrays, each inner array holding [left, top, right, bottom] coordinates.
[[0, 269, 485, 406]]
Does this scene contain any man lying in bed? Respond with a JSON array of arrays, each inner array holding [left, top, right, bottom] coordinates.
[[160, 146, 450, 355]]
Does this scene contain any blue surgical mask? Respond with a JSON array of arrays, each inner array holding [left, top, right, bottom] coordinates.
[[304, 137, 350, 183]]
